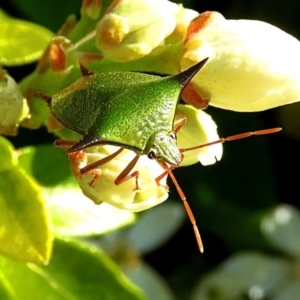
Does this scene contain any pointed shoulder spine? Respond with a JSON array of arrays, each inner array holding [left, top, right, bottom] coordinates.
[[79, 63, 95, 76], [174, 57, 209, 89], [35, 90, 52, 105]]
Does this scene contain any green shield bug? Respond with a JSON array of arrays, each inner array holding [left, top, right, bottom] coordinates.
[[37, 58, 281, 252]]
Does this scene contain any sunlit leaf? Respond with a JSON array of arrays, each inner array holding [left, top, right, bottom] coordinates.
[[48, 189, 136, 237], [0, 271, 16, 300], [0, 167, 52, 263], [0, 136, 17, 172], [0, 238, 146, 299], [43, 239, 146, 300], [0, 9, 53, 66]]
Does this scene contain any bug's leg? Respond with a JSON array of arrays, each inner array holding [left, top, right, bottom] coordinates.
[[78, 147, 124, 187], [80, 147, 124, 174], [173, 113, 187, 134], [114, 154, 141, 190], [180, 127, 282, 153], [54, 139, 77, 150], [158, 162, 204, 253], [79, 63, 95, 76]]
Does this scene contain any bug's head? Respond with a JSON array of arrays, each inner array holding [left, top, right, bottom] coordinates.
[[146, 131, 182, 166]]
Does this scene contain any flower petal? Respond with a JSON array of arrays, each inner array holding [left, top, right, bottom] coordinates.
[[96, 0, 179, 61], [176, 104, 222, 166], [181, 11, 300, 112], [69, 145, 169, 212]]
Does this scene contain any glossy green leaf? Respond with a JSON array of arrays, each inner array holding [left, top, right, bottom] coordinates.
[[127, 262, 175, 300], [18, 145, 136, 237], [192, 252, 291, 300], [274, 280, 300, 300], [45, 239, 146, 300], [0, 9, 53, 66], [0, 136, 17, 172], [0, 271, 16, 300], [0, 167, 52, 263], [0, 239, 146, 300], [127, 202, 185, 254], [17, 145, 71, 187], [261, 204, 300, 258]]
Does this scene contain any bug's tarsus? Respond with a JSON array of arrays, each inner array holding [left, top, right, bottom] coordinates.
[[79, 63, 95, 76], [180, 127, 282, 153], [54, 139, 77, 150], [114, 154, 141, 190], [35, 90, 52, 105], [159, 162, 204, 253]]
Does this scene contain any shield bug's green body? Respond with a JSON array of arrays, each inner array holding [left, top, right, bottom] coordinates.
[[37, 58, 281, 253], [46, 58, 208, 165]]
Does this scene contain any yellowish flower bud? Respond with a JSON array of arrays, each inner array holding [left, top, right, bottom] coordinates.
[[81, 0, 102, 20], [96, 0, 179, 62], [181, 11, 300, 112], [49, 36, 73, 73], [172, 6, 199, 43], [176, 104, 222, 166], [0, 72, 29, 135], [68, 145, 168, 212]]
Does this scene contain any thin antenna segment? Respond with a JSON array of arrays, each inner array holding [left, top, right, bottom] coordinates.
[[165, 166, 204, 253], [181, 128, 282, 153]]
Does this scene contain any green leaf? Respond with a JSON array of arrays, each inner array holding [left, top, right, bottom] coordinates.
[[9, 0, 82, 32], [0, 167, 53, 263], [261, 204, 300, 258], [0, 271, 16, 300], [45, 239, 146, 300], [17, 145, 71, 187], [192, 252, 292, 300], [18, 145, 136, 237], [127, 202, 185, 254], [274, 280, 300, 300], [0, 239, 146, 300], [0, 9, 53, 66], [127, 262, 175, 300], [0, 136, 17, 172]]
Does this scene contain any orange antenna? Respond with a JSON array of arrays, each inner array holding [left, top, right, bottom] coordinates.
[[181, 127, 282, 153], [160, 162, 204, 253], [157, 127, 282, 253]]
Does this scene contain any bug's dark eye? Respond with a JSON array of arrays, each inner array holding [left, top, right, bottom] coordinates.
[[147, 149, 157, 159], [170, 132, 177, 140]]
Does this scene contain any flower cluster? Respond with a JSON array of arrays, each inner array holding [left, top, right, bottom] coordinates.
[[16, 0, 300, 211]]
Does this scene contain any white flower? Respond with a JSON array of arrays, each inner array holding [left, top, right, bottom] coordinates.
[[96, 0, 179, 61], [68, 145, 168, 212], [176, 104, 222, 166], [181, 11, 300, 112]]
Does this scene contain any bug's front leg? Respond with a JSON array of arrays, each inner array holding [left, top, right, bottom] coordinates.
[[54, 139, 77, 150], [114, 154, 141, 191]]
